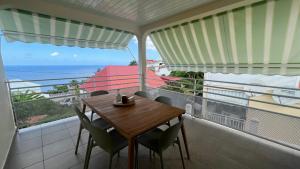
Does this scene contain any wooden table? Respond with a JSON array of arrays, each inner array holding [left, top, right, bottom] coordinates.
[[81, 94, 190, 169]]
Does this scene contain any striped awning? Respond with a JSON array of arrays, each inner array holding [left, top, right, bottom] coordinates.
[[0, 9, 133, 49], [150, 0, 300, 75]]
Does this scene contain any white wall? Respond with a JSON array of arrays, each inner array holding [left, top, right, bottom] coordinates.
[[0, 54, 16, 168]]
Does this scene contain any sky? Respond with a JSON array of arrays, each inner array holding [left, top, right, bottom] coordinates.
[[1, 36, 161, 66]]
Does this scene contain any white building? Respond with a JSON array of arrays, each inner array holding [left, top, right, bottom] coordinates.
[[146, 60, 171, 76]]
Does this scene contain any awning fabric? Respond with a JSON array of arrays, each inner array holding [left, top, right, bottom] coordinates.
[[150, 0, 300, 75], [0, 9, 134, 49]]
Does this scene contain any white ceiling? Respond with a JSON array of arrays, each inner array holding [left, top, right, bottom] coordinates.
[[45, 0, 215, 26]]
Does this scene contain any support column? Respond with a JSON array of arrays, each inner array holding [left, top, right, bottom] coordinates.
[[137, 34, 147, 91]]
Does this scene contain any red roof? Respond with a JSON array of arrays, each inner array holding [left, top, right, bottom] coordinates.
[[160, 76, 181, 82], [146, 60, 158, 64], [80, 65, 166, 92]]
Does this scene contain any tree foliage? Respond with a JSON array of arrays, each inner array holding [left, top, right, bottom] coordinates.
[[12, 90, 75, 128], [70, 80, 80, 96], [164, 71, 204, 96], [48, 85, 69, 94], [14, 99, 75, 128], [129, 60, 137, 66]]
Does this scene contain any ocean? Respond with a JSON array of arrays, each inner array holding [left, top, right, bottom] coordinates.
[[4, 65, 104, 91]]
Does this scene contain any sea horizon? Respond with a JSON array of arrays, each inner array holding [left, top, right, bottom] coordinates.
[[4, 65, 108, 91]]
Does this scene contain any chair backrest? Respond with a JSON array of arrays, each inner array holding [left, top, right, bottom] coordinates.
[[90, 90, 109, 97], [155, 96, 171, 105], [159, 119, 183, 150], [73, 105, 113, 153], [134, 91, 147, 97], [73, 105, 90, 129]]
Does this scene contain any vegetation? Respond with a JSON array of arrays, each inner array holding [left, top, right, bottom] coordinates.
[[47, 85, 69, 94], [12, 90, 44, 103], [163, 71, 204, 96], [129, 60, 137, 66], [14, 99, 75, 128], [12, 83, 77, 128], [70, 80, 80, 96]]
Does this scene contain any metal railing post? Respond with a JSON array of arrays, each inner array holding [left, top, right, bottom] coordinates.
[[7, 80, 19, 129], [193, 79, 197, 96]]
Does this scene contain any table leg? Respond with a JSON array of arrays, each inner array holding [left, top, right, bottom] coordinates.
[[82, 104, 86, 113], [128, 138, 135, 169], [178, 115, 190, 160]]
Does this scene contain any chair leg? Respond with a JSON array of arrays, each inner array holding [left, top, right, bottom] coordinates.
[[91, 111, 94, 121], [109, 154, 113, 169], [75, 124, 83, 154], [177, 138, 185, 169], [135, 142, 139, 169], [84, 135, 93, 169], [159, 152, 164, 169]]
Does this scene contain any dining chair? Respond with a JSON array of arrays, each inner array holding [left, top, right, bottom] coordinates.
[[73, 106, 127, 169], [135, 119, 185, 169], [155, 96, 171, 126], [134, 91, 147, 97], [90, 90, 109, 120], [74, 102, 111, 155], [155, 96, 171, 105], [90, 90, 109, 96]]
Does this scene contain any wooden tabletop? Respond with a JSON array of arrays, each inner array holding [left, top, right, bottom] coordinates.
[[81, 94, 185, 139]]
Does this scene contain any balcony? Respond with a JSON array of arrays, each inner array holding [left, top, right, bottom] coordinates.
[[5, 114, 300, 169], [1, 0, 300, 169], [3, 74, 300, 169]]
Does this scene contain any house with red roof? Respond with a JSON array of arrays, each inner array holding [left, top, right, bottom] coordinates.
[[80, 65, 167, 93]]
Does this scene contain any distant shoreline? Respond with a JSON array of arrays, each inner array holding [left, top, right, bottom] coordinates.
[[4, 65, 104, 92]]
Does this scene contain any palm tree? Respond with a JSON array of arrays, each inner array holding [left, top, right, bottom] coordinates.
[[70, 80, 80, 96]]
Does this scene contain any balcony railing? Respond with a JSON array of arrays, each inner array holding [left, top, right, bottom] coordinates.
[[203, 112, 245, 130], [6, 74, 140, 128], [6, 74, 300, 151], [145, 76, 300, 151]]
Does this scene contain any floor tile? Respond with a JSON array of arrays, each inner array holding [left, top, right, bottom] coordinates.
[[71, 131, 89, 146], [64, 120, 80, 129], [16, 129, 41, 142], [76, 144, 104, 160], [5, 116, 256, 169], [67, 125, 87, 137], [44, 150, 82, 169], [11, 136, 42, 155], [43, 138, 75, 160], [42, 124, 66, 135], [23, 162, 44, 169], [78, 152, 110, 169], [42, 129, 71, 145], [5, 148, 43, 169]]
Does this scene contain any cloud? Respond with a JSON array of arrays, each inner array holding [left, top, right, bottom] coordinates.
[[50, 52, 59, 56], [132, 36, 157, 50], [146, 37, 156, 50]]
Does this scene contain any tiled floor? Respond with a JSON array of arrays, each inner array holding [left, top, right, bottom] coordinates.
[[4, 116, 210, 169]]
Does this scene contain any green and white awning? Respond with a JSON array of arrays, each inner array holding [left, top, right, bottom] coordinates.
[[150, 0, 300, 75], [0, 9, 133, 49]]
